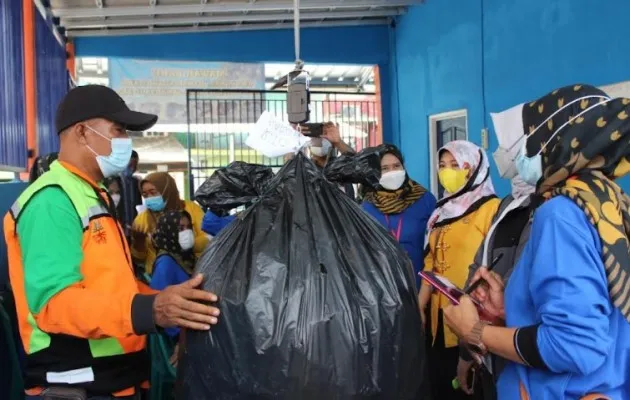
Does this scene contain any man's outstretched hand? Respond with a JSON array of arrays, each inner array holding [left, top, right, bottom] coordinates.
[[153, 274, 220, 331]]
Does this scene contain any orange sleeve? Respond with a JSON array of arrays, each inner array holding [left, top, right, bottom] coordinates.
[[34, 283, 137, 339], [137, 280, 159, 295]]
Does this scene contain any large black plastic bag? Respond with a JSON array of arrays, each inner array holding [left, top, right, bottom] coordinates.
[[178, 153, 429, 400], [194, 161, 275, 216], [324, 144, 397, 189]]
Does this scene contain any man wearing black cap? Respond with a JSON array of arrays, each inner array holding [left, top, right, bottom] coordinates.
[[3, 85, 220, 399]]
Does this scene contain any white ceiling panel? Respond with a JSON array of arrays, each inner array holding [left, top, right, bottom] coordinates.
[[47, 0, 422, 37]]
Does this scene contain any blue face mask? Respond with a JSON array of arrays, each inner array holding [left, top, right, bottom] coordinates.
[[85, 125, 132, 178], [144, 195, 166, 212], [515, 140, 542, 186]]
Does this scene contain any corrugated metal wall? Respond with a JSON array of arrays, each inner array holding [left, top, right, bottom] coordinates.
[[36, 11, 68, 156], [0, 1, 27, 170]]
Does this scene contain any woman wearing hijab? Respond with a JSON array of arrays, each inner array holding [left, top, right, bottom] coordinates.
[[131, 172, 207, 274], [362, 144, 437, 289], [150, 210, 197, 334], [444, 84, 630, 400], [455, 104, 538, 399], [146, 210, 196, 399], [418, 140, 500, 400]]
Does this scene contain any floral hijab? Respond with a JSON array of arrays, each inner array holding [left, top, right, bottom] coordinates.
[[426, 140, 496, 232], [522, 84, 630, 321], [152, 210, 195, 275]]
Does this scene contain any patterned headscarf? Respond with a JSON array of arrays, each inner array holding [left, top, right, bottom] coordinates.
[[152, 210, 195, 275], [523, 84, 630, 321], [426, 140, 497, 232], [363, 144, 427, 214]]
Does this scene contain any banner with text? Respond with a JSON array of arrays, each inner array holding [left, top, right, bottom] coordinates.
[[109, 59, 265, 125]]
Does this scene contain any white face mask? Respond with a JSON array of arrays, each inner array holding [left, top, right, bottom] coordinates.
[[178, 229, 195, 251], [379, 170, 406, 191], [111, 193, 121, 207], [310, 138, 332, 157]]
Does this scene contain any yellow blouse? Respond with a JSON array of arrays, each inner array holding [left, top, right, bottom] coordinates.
[[423, 198, 500, 348], [131, 200, 209, 275]]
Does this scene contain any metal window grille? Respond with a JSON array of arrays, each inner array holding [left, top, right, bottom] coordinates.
[[186, 89, 379, 194]]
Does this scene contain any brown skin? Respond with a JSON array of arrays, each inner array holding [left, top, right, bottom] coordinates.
[[59, 118, 220, 332], [438, 150, 472, 178], [380, 153, 404, 173], [141, 181, 160, 198], [179, 215, 192, 232]]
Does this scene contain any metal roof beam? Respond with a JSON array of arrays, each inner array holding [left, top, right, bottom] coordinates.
[[67, 19, 388, 37], [54, 0, 421, 19], [62, 8, 404, 29]]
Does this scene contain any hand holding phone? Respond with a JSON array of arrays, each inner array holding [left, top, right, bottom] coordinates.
[[300, 123, 324, 137]]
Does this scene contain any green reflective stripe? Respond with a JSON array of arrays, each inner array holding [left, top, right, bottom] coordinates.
[[89, 337, 125, 358], [26, 313, 51, 354]]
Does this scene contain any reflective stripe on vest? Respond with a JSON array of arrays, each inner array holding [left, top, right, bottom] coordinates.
[[12, 161, 125, 358]]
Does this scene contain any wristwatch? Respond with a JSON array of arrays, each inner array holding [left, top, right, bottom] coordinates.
[[466, 321, 489, 356]]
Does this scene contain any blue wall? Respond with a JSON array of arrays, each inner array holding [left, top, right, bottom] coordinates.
[[392, 0, 630, 195], [35, 11, 69, 156], [74, 25, 397, 143], [0, 0, 27, 170]]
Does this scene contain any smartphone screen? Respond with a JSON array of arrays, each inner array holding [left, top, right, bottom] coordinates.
[[419, 272, 481, 307]]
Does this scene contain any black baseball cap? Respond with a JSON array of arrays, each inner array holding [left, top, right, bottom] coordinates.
[[55, 85, 158, 134]]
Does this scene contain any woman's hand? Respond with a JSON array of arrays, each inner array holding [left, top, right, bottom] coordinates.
[[470, 267, 505, 319], [443, 296, 480, 341]]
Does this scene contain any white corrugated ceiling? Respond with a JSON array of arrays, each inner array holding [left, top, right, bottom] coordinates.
[[48, 0, 422, 37]]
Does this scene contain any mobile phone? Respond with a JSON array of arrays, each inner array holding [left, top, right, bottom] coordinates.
[[301, 123, 324, 137], [419, 272, 482, 307]]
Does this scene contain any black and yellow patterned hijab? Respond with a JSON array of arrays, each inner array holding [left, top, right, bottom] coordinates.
[[523, 84, 630, 321]]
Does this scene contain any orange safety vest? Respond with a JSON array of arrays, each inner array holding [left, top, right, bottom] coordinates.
[[4, 161, 151, 395]]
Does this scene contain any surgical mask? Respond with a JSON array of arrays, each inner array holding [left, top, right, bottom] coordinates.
[[310, 139, 332, 157], [438, 168, 469, 194], [85, 125, 133, 178], [380, 170, 406, 191], [493, 145, 520, 179], [493, 94, 610, 181], [144, 195, 166, 212], [178, 229, 195, 251], [515, 96, 614, 186], [111, 193, 121, 207]]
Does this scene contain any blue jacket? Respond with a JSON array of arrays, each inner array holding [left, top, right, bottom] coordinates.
[[362, 192, 437, 290], [498, 196, 630, 400], [201, 210, 236, 237], [150, 254, 191, 338]]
